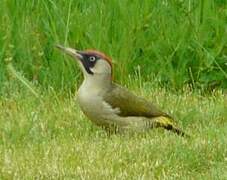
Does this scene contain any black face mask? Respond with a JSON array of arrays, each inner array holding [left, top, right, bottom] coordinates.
[[79, 53, 100, 75]]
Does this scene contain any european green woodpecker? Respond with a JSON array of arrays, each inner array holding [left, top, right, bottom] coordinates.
[[56, 45, 187, 136]]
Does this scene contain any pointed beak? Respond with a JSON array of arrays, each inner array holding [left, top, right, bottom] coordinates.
[[55, 45, 83, 60]]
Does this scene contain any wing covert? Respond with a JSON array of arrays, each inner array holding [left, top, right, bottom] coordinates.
[[103, 84, 170, 118]]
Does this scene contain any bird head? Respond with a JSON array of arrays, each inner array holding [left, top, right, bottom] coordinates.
[[56, 45, 112, 79]]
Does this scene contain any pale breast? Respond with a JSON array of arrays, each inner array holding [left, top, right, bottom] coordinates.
[[77, 86, 120, 126]]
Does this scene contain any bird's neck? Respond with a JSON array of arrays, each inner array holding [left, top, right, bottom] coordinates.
[[80, 73, 112, 94]]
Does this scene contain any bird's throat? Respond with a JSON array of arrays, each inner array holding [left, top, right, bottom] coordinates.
[[81, 73, 112, 94]]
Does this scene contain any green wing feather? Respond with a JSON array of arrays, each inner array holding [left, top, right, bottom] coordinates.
[[103, 83, 187, 136], [103, 83, 170, 118]]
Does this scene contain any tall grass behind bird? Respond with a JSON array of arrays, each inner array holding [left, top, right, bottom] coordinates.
[[0, 0, 226, 91]]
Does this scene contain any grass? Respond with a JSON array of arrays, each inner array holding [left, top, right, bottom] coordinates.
[[0, 0, 227, 90], [0, 0, 227, 179], [0, 80, 226, 179]]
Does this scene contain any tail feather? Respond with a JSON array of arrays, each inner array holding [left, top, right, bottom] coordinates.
[[153, 116, 189, 137]]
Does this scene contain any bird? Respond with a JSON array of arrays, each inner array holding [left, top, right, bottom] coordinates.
[[56, 45, 187, 136]]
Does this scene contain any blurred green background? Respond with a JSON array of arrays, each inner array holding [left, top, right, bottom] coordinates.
[[0, 0, 227, 91]]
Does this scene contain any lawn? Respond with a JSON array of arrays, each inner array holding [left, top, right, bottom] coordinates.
[[0, 82, 226, 179]]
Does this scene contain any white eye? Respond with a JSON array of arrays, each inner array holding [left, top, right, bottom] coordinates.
[[89, 56, 96, 62]]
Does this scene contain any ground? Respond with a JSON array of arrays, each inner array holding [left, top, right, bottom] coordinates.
[[0, 83, 226, 179]]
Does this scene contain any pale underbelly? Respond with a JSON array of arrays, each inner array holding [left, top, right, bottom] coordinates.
[[77, 95, 118, 126], [77, 94, 160, 132], [78, 99, 153, 131]]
